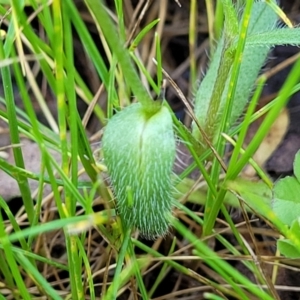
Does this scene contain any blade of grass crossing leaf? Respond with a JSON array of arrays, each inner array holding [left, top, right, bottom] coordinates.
[[201, 43, 233, 144], [227, 83, 300, 143], [219, 0, 254, 162], [183, 138, 216, 196], [0, 37, 34, 224], [232, 56, 300, 178], [0, 212, 31, 300], [174, 201, 204, 225], [294, 151, 300, 182], [224, 134, 273, 188], [203, 0, 254, 236], [227, 75, 266, 173]]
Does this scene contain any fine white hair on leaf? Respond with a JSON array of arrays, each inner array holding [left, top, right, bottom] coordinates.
[[102, 102, 176, 240]]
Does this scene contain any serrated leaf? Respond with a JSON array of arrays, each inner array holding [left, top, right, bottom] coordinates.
[[277, 239, 300, 259], [272, 177, 300, 226], [293, 150, 300, 183]]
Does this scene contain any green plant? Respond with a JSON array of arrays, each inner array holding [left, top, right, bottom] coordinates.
[[1, 0, 300, 299], [102, 102, 176, 239], [191, 0, 300, 237], [271, 150, 300, 258]]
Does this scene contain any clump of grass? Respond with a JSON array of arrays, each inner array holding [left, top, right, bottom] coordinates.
[[0, 1, 300, 299]]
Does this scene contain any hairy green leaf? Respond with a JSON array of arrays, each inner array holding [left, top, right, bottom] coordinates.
[[102, 103, 176, 239]]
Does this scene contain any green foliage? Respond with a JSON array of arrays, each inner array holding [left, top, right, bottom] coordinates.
[[273, 176, 300, 226], [102, 103, 176, 239], [277, 219, 300, 259], [192, 1, 278, 146], [272, 151, 300, 258], [1, 0, 300, 299], [226, 149, 300, 260], [86, 0, 159, 114]]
